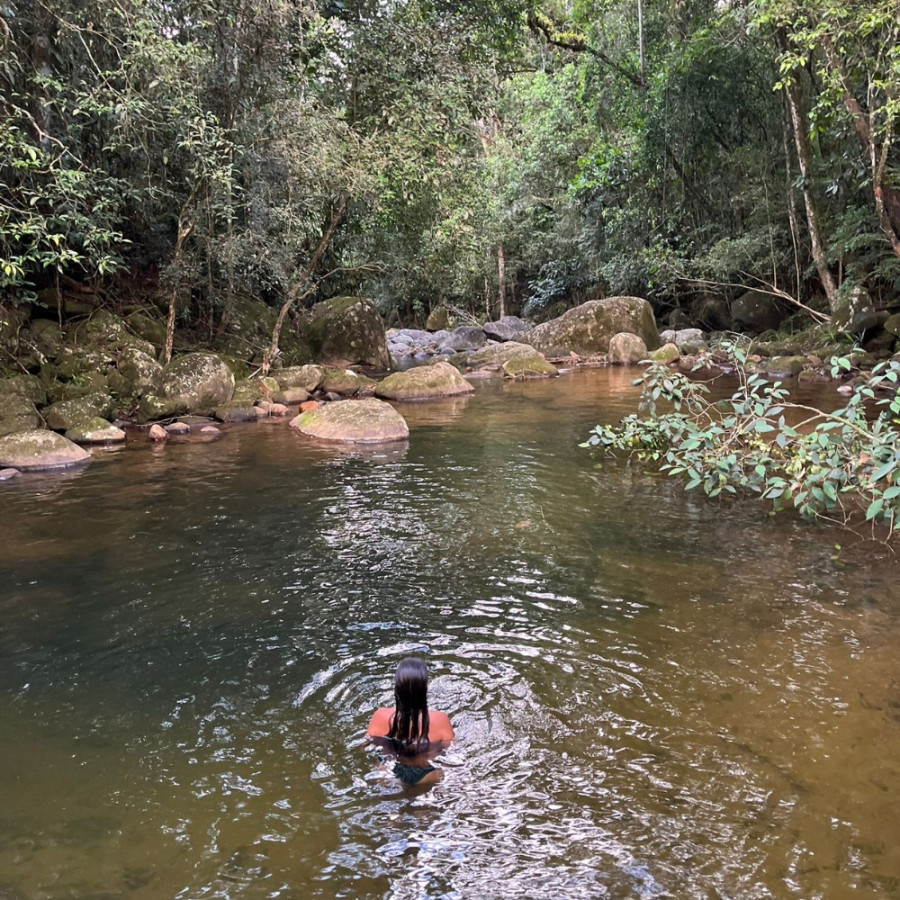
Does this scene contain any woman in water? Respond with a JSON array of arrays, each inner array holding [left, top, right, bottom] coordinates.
[[367, 657, 454, 787]]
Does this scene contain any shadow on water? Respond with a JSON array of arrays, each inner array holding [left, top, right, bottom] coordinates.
[[1, 368, 900, 898]]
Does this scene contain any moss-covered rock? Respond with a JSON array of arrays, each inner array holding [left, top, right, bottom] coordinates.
[[608, 332, 649, 365], [108, 348, 162, 399], [0, 385, 43, 437], [320, 368, 375, 396], [273, 365, 324, 393], [137, 352, 235, 423], [44, 392, 116, 431], [524, 297, 659, 356], [649, 343, 680, 364], [764, 355, 806, 377], [375, 361, 475, 400], [65, 417, 126, 443], [425, 306, 451, 331], [500, 353, 558, 379], [304, 296, 390, 368], [0, 429, 90, 470], [289, 398, 409, 443], [125, 310, 168, 348], [0, 374, 47, 406], [731, 290, 789, 334], [466, 341, 541, 370]]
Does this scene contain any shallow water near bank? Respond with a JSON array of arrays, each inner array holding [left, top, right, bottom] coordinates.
[[1, 367, 899, 899]]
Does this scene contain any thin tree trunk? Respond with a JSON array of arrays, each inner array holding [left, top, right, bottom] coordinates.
[[821, 35, 900, 257], [164, 214, 194, 365], [261, 194, 349, 375], [637, 0, 645, 87], [781, 98, 803, 302], [497, 244, 506, 319], [775, 30, 839, 314]]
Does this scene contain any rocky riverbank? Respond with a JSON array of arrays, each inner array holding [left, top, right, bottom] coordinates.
[[2, 291, 891, 476]]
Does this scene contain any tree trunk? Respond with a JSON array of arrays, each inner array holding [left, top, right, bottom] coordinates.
[[821, 36, 900, 257], [164, 215, 194, 365], [776, 30, 839, 316], [261, 194, 349, 375], [497, 244, 506, 320]]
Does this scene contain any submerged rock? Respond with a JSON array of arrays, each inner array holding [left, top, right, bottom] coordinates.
[[375, 361, 475, 400], [0, 467, 21, 481], [0, 430, 90, 471], [525, 297, 660, 356], [290, 398, 409, 443], [608, 332, 648, 365]]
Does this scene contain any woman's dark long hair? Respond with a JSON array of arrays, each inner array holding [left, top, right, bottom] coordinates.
[[387, 657, 430, 751]]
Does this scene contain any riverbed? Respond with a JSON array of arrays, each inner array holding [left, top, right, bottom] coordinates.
[[1, 367, 899, 899]]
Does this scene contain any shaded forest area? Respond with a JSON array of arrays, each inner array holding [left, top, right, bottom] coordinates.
[[2, 0, 899, 353]]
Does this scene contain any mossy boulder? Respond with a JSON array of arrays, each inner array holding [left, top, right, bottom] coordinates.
[[649, 343, 680, 364], [375, 361, 475, 400], [0, 391, 42, 437], [732, 290, 788, 334], [320, 368, 375, 396], [466, 341, 541, 370], [44, 392, 116, 431], [1, 374, 46, 406], [0, 429, 90, 470], [425, 306, 451, 331], [289, 397, 409, 444], [137, 352, 235, 423], [65, 417, 126, 443], [30, 319, 64, 362], [108, 348, 162, 399], [304, 296, 390, 368], [524, 297, 660, 356], [125, 310, 168, 348], [274, 365, 324, 393], [608, 332, 648, 365], [500, 353, 558, 379]]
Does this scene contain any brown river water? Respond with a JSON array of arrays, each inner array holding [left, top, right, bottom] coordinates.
[[1, 367, 899, 899]]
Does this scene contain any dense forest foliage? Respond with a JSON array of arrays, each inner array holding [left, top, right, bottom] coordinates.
[[2, 0, 899, 336]]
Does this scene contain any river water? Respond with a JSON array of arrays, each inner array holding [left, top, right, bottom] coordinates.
[[1, 367, 899, 899]]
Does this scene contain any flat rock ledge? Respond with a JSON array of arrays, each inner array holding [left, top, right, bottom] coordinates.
[[289, 398, 409, 444], [375, 361, 475, 400], [0, 430, 91, 471], [0, 467, 21, 481]]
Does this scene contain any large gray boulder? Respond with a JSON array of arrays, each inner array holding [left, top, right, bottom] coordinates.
[[0, 430, 90, 470], [483, 316, 532, 343], [137, 353, 235, 423], [375, 361, 475, 400], [443, 326, 486, 353], [304, 297, 390, 369], [524, 297, 659, 356], [289, 398, 409, 444]]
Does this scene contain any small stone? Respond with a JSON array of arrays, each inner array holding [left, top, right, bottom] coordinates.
[[65, 418, 127, 444], [148, 424, 167, 442], [252, 407, 269, 418], [299, 400, 321, 413], [268, 403, 290, 417], [165, 422, 191, 435], [0, 467, 21, 481], [199, 425, 221, 436]]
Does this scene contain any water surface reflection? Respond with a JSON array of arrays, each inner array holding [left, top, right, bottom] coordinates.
[[1, 369, 899, 898]]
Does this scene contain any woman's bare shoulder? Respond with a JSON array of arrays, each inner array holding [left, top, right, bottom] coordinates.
[[428, 710, 454, 740], [366, 707, 395, 736]]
